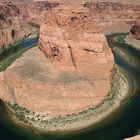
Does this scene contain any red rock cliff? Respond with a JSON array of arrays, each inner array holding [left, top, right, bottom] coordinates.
[[18, 1, 59, 25], [0, 3, 36, 50], [0, 3, 114, 118], [84, 2, 140, 33], [130, 17, 140, 40]]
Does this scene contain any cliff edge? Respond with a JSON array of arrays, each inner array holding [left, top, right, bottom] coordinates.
[[0, 3, 114, 131]]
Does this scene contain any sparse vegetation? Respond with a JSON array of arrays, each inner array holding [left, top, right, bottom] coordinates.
[[0, 44, 36, 72], [117, 34, 127, 43], [6, 66, 129, 131], [15, 112, 25, 121]]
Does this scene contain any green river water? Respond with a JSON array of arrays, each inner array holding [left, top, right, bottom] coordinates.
[[0, 33, 140, 140]]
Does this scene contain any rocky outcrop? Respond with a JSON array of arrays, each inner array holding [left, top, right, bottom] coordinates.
[[124, 16, 140, 50], [84, 2, 140, 12], [17, 1, 59, 25], [39, 4, 105, 60], [84, 2, 140, 33], [130, 17, 140, 40], [0, 3, 114, 122], [0, 3, 36, 50]]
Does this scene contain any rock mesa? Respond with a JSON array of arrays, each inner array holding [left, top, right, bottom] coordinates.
[[0, 3, 36, 50], [0, 3, 114, 126]]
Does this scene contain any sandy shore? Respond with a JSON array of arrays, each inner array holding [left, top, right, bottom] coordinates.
[[125, 35, 140, 51], [6, 65, 134, 132], [125, 135, 140, 140]]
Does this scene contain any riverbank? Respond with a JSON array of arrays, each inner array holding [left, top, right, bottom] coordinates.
[[125, 35, 140, 51], [0, 34, 39, 72], [0, 27, 135, 134], [0, 31, 38, 55], [0, 40, 23, 55], [0, 31, 134, 132], [0, 33, 139, 140], [0, 45, 36, 72], [0, 31, 39, 56], [6, 64, 133, 132], [114, 32, 140, 52]]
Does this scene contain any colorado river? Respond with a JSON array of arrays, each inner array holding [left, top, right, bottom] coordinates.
[[0, 33, 140, 140], [0, 36, 39, 61], [0, 35, 39, 72]]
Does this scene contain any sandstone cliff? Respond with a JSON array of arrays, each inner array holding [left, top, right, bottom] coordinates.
[[39, 4, 106, 60], [84, 2, 140, 33], [18, 1, 59, 25], [0, 3, 114, 120], [130, 17, 140, 40], [124, 17, 140, 50], [0, 3, 36, 50]]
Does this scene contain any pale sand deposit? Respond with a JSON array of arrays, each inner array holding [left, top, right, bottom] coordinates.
[[125, 135, 140, 140], [125, 35, 140, 51]]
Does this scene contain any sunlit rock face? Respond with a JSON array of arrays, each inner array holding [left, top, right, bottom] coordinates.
[[0, 3, 114, 119], [18, 1, 59, 25], [0, 3, 36, 50], [130, 17, 140, 40], [39, 4, 107, 60], [0, 0, 59, 50], [84, 2, 140, 33]]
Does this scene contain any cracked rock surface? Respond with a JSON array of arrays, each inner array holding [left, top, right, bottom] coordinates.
[[0, 3, 114, 118]]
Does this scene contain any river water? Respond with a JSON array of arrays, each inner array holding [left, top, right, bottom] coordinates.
[[0, 37, 39, 61], [0, 33, 140, 140]]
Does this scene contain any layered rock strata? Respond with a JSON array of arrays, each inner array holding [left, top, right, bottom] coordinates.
[[84, 2, 140, 33], [124, 17, 140, 50], [18, 1, 59, 25], [0, 3, 36, 50], [130, 17, 140, 40], [0, 3, 114, 119]]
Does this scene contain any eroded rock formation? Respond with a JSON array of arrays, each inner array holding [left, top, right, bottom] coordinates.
[[84, 2, 140, 33], [0, 3, 114, 120], [130, 17, 140, 40], [19, 1, 59, 25], [0, 3, 36, 50]]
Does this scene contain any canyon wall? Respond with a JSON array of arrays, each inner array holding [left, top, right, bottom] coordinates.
[[124, 16, 140, 50], [0, 1, 59, 50], [84, 2, 140, 33], [0, 3, 36, 50], [130, 17, 140, 40], [1, 0, 139, 51], [18, 1, 59, 25], [0, 3, 114, 118]]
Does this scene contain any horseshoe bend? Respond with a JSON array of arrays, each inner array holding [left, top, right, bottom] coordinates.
[[0, 1, 133, 132]]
